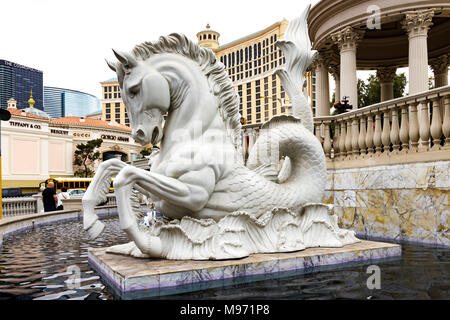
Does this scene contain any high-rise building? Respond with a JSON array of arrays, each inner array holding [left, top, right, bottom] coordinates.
[[100, 22, 316, 127], [197, 22, 316, 124], [100, 78, 129, 126], [0, 59, 44, 110], [44, 86, 101, 119]]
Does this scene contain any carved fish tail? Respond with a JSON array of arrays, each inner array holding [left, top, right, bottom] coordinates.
[[275, 4, 317, 132], [247, 116, 326, 210]]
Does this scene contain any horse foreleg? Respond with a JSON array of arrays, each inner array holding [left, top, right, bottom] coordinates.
[[114, 182, 162, 257], [82, 158, 127, 239], [112, 165, 215, 257]]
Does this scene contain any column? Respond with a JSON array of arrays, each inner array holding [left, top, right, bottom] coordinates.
[[402, 9, 434, 94], [376, 66, 396, 101], [331, 26, 363, 110], [429, 54, 449, 88], [329, 64, 340, 103], [313, 52, 331, 116]]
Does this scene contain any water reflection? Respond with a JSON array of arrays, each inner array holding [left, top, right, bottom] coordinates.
[[0, 218, 448, 300], [0, 217, 128, 300]]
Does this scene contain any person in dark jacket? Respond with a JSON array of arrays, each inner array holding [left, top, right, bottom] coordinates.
[[42, 182, 58, 212]]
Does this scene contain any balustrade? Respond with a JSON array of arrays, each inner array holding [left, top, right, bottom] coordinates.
[[239, 86, 450, 166], [2, 197, 38, 218]]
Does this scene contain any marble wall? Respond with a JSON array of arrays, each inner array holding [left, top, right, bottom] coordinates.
[[324, 161, 449, 246]]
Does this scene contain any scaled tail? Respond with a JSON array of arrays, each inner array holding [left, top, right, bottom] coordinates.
[[275, 4, 317, 132]]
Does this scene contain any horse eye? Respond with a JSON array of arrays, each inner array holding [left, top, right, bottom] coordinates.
[[128, 83, 140, 97]]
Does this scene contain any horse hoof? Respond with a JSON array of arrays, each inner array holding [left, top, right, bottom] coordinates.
[[88, 220, 105, 239]]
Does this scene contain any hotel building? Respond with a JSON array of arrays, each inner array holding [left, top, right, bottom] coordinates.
[[100, 78, 129, 126], [197, 22, 317, 124], [100, 22, 317, 127], [0, 59, 44, 111], [43, 86, 101, 119]]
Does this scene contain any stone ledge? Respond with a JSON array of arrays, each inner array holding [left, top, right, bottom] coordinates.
[[326, 150, 450, 170], [0, 206, 118, 246], [88, 240, 401, 299]]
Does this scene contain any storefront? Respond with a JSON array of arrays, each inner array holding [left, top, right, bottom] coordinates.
[[2, 106, 143, 193]]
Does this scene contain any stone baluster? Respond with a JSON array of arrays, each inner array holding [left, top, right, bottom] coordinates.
[[345, 118, 352, 157], [430, 96, 442, 150], [351, 117, 359, 156], [409, 101, 420, 151], [390, 106, 401, 152], [418, 98, 431, 150], [315, 122, 322, 143], [323, 121, 332, 158], [358, 115, 367, 155], [242, 130, 247, 157], [248, 129, 255, 152], [373, 111, 382, 154], [443, 95, 450, 148], [332, 120, 340, 158], [339, 119, 346, 158], [381, 108, 391, 153], [399, 102, 409, 152], [365, 113, 374, 154]]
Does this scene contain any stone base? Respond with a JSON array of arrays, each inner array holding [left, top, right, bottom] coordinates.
[[88, 240, 401, 299]]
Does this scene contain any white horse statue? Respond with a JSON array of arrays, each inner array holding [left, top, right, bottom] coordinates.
[[82, 6, 359, 260]]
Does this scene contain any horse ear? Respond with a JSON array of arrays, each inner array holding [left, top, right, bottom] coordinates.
[[112, 49, 137, 68], [105, 59, 116, 72]]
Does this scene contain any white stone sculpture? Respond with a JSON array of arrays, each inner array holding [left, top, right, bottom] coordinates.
[[82, 5, 359, 260]]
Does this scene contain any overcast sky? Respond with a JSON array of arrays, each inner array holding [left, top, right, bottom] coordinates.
[[5, 0, 442, 103], [1, 0, 324, 100]]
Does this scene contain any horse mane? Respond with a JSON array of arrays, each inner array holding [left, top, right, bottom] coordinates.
[[131, 33, 243, 155]]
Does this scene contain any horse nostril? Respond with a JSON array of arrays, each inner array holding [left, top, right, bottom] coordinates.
[[133, 129, 145, 141]]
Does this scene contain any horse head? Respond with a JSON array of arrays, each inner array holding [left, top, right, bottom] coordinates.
[[106, 50, 168, 146]]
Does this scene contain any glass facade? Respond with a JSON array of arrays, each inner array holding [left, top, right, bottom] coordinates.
[[0, 59, 44, 110], [44, 86, 101, 118]]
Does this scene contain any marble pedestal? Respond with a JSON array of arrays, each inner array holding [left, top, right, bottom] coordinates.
[[89, 240, 401, 299]]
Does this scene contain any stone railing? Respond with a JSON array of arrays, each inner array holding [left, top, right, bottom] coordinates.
[[314, 86, 450, 167], [2, 197, 38, 217], [105, 194, 117, 206], [2, 194, 118, 218], [241, 86, 450, 167]]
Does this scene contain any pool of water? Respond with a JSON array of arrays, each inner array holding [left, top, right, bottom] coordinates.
[[0, 217, 448, 300]]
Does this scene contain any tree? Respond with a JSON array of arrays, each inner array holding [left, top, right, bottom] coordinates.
[[357, 72, 407, 108], [73, 138, 103, 177]]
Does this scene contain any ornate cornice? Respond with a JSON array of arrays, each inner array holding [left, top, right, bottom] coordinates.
[[330, 26, 364, 52], [312, 51, 334, 69], [328, 64, 340, 80], [401, 9, 434, 39], [376, 66, 397, 83], [429, 54, 449, 74]]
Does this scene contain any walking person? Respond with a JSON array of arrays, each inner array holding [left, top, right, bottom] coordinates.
[[56, 187, 70, 210], [42, 182, 58, 212]]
